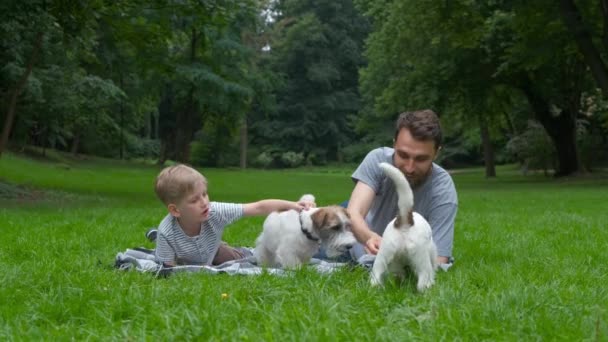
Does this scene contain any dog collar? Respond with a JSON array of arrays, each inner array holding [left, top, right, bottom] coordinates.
[[299, 212, 320, 242]]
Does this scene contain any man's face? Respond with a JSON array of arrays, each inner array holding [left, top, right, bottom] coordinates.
[[393, 128, 438, 188]]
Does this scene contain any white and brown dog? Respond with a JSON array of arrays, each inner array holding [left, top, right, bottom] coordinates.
[[370, 163, 438, 291], [254, 195, 356, 268]]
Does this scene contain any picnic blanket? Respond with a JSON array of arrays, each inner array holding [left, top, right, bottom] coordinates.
[[114, 248, 452, 278], [114, 247, 360, 278]]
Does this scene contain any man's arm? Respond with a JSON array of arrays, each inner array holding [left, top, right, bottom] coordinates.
[[347, 181, 383, 255], [428, 202, 457, 265]]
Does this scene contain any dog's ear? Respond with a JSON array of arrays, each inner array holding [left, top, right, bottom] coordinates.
[[311, 209, 328, 230]]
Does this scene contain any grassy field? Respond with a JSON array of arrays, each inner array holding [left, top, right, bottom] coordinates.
[[1, 151, 607, 340]]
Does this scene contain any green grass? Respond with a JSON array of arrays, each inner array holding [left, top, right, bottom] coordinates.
[[1, 152, 607, 340]]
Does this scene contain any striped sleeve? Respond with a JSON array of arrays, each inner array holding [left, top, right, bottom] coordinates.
[[154, 214, 177, 263], [208, 202, 244, 230]]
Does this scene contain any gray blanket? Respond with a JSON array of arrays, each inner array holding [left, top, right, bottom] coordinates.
[[115, 248, 356, 277], [114, 248, 451, 278]]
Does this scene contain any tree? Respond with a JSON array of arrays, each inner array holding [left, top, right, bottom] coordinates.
[[251, 0, 369, 164], [357, 0, 598, 176], [559, 0, 608, 96], [152, 0, 257, 164], [0, 0, 103, 157]]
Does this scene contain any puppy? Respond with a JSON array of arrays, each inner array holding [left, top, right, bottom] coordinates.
[[370, 163, 438, 291], [254, 194, 356, 268]]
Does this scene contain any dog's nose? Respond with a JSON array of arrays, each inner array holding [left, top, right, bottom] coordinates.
[[345, 243, 354, 250]]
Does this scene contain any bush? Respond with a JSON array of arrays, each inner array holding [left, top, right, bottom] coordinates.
[[305, 148, 328, 166], [125, 137, 160, 159], [253, 151, 274, 169], [189, 119, 241, 167], [577, 118, 608, 171], [341, 142, 376, 163], [505, 120, 556, 175], [280, 151, 304, 168]]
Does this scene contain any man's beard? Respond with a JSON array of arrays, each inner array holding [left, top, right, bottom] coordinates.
[[406, 165, 433, 189]]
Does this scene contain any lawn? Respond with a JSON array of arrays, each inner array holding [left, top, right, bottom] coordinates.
[[1, 152, 607, 340]]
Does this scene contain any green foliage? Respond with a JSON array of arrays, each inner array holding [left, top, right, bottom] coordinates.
[[576, 118, 608, 171], [1, 0, 265, 165], [339, 141, 376, 163], [505, 120, 556, 174], [190, 115, 240, 167], [4, 0, 607, 174], [252, 151, 274, 169], [356, 0, 604, 175], [249, 149, 304, 168], [251, 0, 370, 162], [123, 135, 160, 160], [280, 151, 304, 168], [580, 89, 608, 130]]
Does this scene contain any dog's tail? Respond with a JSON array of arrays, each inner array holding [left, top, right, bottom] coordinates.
[[299, 194, 315, 203], [379, 162, 414, 227]]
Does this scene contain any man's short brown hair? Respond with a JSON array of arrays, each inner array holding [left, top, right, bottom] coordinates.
[[154, 164, 207, 205], [394, 109, 442, 149]]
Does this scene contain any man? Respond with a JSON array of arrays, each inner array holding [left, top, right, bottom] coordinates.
[[347, 109, 457, 268]]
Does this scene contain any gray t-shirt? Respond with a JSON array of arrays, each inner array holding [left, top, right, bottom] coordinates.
[[155, 202, 243, 265], [352, 147, 458, 257]]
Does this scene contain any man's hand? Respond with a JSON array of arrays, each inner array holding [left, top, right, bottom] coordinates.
[[364, 233, 382, 255], [437, 256, 449, 264]]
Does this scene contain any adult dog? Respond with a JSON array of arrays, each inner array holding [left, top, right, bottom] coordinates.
[[370, 163, 438, 291], [254, 195, 356, 268]]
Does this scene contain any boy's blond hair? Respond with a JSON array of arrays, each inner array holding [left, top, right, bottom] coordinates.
[[155, 164, 207, 205]]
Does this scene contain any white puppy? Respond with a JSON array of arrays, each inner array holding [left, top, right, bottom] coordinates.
[[254, 194, 356, 268], [370, 163, 438, 291]]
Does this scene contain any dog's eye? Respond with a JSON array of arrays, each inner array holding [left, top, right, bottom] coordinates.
[[331, 224, 341, 231]]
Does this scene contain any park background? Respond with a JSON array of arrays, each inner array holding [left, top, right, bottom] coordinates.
[[1, 0, 608, 340]]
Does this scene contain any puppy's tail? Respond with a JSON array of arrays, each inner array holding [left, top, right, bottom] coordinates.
[[379, 162, 414, 227], [299, 194, 315, 203]]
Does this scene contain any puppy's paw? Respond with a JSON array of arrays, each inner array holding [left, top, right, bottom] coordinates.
[[370, 273, 384, 287], [416, 277, 435, 292]]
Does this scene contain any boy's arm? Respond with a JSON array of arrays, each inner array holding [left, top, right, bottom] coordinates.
[[243, 199, 313, 216], [155, 233, 176, 267]]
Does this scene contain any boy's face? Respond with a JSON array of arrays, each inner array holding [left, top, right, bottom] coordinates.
[[170, 180, 210, 223]]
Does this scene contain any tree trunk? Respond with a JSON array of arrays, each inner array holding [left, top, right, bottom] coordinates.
[[119, 72, 124, 159], [521, 82, 580, 176], [239, 117, 248, 169], [478, 113, 496, 177], [175, 89, 195, 163], [503, 110, 517, 136], [71, 134, 80, 156], [601, 0, 608, 50], [0, 31, 44, 157], [174, 27, 199, 163], [158, 140, 167, 166], [559, 0, 608, 97]]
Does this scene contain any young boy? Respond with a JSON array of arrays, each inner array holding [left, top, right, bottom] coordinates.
[[153, 164, 314, 266]]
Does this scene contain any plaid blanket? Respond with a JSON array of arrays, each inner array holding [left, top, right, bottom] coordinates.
[[114, 248, 452, 278], [114, 248, 356, 278]]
